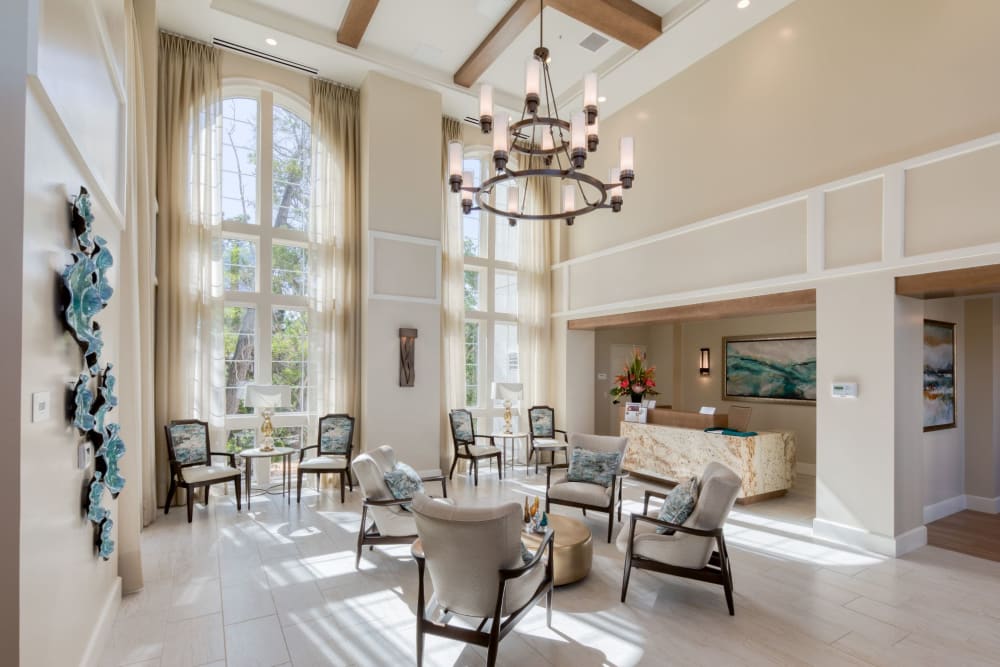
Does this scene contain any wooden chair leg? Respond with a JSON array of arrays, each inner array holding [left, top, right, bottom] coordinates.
[[607, 510, 614, 543], [621, 553, 633, 603], [473, 459, 479, 486], [186, 489, 194, 523], [340, 472, 346, 503], [164, 479, 176, 514], [448, 457, 458, 479], [204, 486, 210, 506], [297, 469, 304, 503], [497, 453, 503, 480], [356, 505, 368, 569], [234, 478, 242, 511]]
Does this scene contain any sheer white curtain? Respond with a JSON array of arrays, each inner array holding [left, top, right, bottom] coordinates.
[[519, 157, 553, 413], [441, 117, 466, 469], [308, 79, 361, 442], [154, 33, 224, 505]]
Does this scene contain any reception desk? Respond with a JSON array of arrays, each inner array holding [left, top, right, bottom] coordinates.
[[617, 406, 728, 430], [620, 421, 796, 504]]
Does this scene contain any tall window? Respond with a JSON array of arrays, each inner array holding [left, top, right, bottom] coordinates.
[[463, 151, 519, 432], [220, 87, 312, 453]]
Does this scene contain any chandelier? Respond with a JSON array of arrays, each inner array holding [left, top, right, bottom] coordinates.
[[447, 3, 635, 226]]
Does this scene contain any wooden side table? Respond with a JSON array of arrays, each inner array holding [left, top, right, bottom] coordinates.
[[240, 446, 294, 509]]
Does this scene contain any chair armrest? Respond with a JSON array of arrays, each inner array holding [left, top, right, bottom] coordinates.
[[363, 497, 414, 508], [210, 451, 236, 467], [632, 513, 723, 538], [473, 434, 495, 445], [554, 429, 568, 442], [643, 488, 667, 515], [500, 529, 554, 580], [411, 540, 424, 561], [419, 474, 448, 498], [299, 444, 319, 461], [546, 463, 569, 490]]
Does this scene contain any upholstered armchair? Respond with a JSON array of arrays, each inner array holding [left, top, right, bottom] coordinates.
[[448, 409, 503, 486], [164, 420, 242, 522], [527, 405, 568, 473], [617, 462, 741, 615], [297, 414, 354, 503], [546, 433, 628, 543], [410, 493, 554, 667], [351, 445, 448, 567]]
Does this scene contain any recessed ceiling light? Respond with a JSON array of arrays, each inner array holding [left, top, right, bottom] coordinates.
[[598, 95, 607, 103], [737, 0, 750, 8], [265, 37, 278, 46]]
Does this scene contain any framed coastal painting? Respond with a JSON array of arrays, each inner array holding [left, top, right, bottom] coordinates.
[[723, 333, 817, 404], [923, 320, 956, 431]]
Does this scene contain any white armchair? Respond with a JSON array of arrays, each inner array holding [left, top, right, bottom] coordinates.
[[546, 433, 629, 543], [617, 462, 741, 615], [410, 493, 554, 667], [351, 445, 448, 568]]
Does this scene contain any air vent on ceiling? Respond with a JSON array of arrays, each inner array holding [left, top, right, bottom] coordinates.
[[212, 38, 319, 76], [579, 32, 610, 52]]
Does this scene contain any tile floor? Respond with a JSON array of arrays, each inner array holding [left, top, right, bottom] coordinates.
[[102, 466, 1000, 666]]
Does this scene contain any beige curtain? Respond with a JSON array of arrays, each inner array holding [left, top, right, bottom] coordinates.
[[115, 0, 156, 593], [309, 79, 362, 441], [519, 155, 553, 414], [441, 117, 466, 470], [154, 33, 224, 505]]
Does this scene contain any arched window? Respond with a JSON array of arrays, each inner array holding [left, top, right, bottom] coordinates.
[[462, 149, 520, 431], [220, 85, 312, 452]]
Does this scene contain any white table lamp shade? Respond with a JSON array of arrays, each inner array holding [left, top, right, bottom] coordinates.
[[492, 382, 523, 401], [245, 384, 292, 409]]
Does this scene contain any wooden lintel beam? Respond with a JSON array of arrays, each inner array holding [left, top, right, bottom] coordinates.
[[454, 0, 541, 89], [337, 0, 380, 49], [567, 290, 817, 330], [895, 264, 1000, 299], [545, 0, 662, 51]]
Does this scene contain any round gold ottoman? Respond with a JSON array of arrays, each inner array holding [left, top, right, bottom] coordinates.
[[522, 514, 593, 586]]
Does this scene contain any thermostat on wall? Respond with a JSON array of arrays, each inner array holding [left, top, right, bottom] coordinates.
[[831, 382, 858, 398]]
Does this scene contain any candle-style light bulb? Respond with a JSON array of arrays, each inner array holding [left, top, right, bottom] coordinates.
[[461, 169, 474, 214], [570, 112, 586, 168], [479, 84, 493, 133], [525, 58, 541, 113], [447, 141, 463, 193], [493, 113, 509, 171], [609, 167, 623, 212], [619, 136, 635, 188], [583, 72, 598, 124], [562, 183, 576, 226]]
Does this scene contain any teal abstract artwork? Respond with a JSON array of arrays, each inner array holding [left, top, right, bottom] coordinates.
[[724, 335, 817, 403]]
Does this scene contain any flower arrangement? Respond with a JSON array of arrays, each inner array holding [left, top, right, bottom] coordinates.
[[610, 349, 658, 404]]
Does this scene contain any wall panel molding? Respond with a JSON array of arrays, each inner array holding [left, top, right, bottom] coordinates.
[[368, 231, 441, 304]]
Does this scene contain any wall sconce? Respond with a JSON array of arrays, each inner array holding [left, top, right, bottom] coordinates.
[[399, 328, 418, 387], [699, 348, 710, 376]]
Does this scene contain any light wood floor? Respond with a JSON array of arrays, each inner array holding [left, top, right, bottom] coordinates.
[[928, 510, 1000, 563], [102, 469, 1000, 666]]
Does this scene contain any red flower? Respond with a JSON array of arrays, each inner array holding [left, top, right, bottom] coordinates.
[[645, 378, 654, 386], [620, 380, 628, 388]]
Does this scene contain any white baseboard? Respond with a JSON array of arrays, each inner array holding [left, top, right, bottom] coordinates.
[[965, 494, 1000, 514], [80, 575, 121, 667], [795, 462, 816, 476], [813, 518, 927, 558], [923, 495, 967, 523]]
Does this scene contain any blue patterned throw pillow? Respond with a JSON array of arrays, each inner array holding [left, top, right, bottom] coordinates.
[[383, 462, 424, 511], [656, 477, 698, 535], [567, 448, 622, 488], [520, 541, 535, 565]]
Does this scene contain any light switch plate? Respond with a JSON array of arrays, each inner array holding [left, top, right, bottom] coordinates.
[[597, 373, 608, 380], [32, 392, 51, 422]]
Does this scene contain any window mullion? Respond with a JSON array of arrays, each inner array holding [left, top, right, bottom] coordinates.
[[259, 91, 275, 384]]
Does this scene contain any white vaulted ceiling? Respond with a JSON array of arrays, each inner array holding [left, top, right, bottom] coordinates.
[[158, 0, 796, 120]]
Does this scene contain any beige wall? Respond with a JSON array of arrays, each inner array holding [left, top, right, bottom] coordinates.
[[963, 297, 1000, 501], [563, 0, 1000, 262], [19, 0, 129, 663], [360, 72, 443, 472]]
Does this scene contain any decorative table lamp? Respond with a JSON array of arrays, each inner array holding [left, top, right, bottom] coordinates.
[[245, 385, 292, 452], [492, 382, 523, 435]]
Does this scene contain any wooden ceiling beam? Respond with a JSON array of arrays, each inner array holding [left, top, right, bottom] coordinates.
[[567, 290, 817, 330], [454, 0, 541, 88], [337, 0, 380, 49], [545, 0, 662, 51]]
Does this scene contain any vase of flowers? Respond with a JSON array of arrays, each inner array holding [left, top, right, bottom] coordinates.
[[609, 349, 658, 404]]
